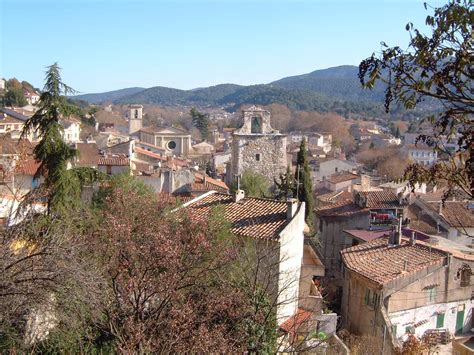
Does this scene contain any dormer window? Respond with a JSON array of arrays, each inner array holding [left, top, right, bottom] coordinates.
[[251, 116, 262, 134]]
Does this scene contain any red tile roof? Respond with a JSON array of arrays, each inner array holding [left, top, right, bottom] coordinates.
[[328, 173, 360, 184], [75, 143, 101, 167], [344, 229, 392, 242], [98, 156, 129, 166], [187, 192, 293, 240], [15, 159, 40, 176], [405, 204, 439, 235], [315, 200, 369, 219], [426, 201, 474, 228], [356, 191, 404, 209], [341, 237, 447, 287], [279, 308, 312, 333], [134, 146, 166, 161], [194, 172, 229, 192]]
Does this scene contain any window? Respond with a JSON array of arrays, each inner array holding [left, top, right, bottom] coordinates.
[[458, 264, 472, 287], [167, 140, 177, 150], [436, 313, 445, 328], [251, 116, 262, 134], [427, 288, 436, 302], [134, 109, 139, 118], [335, 167, 338, 173], [0, 125, 4, 130], [364, 288, 379, 308], [255, 153, 261, 161]]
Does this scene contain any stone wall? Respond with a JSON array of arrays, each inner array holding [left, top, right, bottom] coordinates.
[[231, 134, 287, 184]]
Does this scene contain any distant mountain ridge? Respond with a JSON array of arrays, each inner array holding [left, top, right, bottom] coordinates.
[[71, 65, 390, 115], [73, 87, 146, 104]]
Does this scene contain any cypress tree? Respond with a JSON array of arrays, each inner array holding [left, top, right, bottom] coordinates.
[[295, 139, 314, 225]]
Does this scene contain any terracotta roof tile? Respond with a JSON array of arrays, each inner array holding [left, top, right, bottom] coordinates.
[[405, 204, 439, 235], [344, 229, 392, 242], [187, 192, 292, 240], [315, 200, 369, 219], [426, 201, 474, 228], [328, 173, 360, 184], [356, 191, 404, 209], [75, 143, 101, 167], [134, 146, 166, 161], [341, 237, 447, 287], [194, 172, 229, 192], [279, 308, 312, 333], [98, 156, 129, 166], [15, 159, 40, 176]]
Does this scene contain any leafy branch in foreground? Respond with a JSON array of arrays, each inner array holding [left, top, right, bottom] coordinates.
[[359, 0, 473, 198]]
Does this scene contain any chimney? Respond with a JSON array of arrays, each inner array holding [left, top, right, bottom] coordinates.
[[410, 230, 416, 245], [286, 198, 299, 220], [233, 189, 245, 203], [438, 202, 443, 215], [391, 214, 403, 245], [360, 175, 370, 191], [403, 260, 408, 272]]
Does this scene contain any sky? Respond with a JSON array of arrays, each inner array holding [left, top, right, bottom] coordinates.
[[1, 0, 444, 94]]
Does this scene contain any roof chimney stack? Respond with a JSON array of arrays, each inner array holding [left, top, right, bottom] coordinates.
[[233, 189, 245, 203], [391, 213, 403, 245], [410, 230, 416, 245], [286, 198, 299, 220]]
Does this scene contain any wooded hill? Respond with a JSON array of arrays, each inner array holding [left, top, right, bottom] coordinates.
[[71, 65, 427, 118]]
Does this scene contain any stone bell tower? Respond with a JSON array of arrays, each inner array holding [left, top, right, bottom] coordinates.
[[128, 104, 143, 135], [228, 105, 287, 185]]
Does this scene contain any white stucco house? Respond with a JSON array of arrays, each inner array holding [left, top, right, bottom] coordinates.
[[182, 190, 308, 325]]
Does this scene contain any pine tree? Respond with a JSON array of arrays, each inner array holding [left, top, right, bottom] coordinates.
[[190, 107, 210, 141], [395, 126, 401, 138], [295, 139, 314, 225], [21, 63, 102, 215]]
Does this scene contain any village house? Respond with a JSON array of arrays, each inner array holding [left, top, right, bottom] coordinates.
[[315, 199, 370, 284], [408, 195, 474, 247], [61, 119, 81, 143], [0, 107, 29, 139], [321, 172, 361, 193], [314, 190, 407, 288], [403, 143, 438, 166], [183, 191, 308, 324], [23, 89, 40, 105], [309, 158, 358, 184], [341, 228, 474, 352]]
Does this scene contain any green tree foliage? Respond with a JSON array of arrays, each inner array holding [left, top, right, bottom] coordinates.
[[231, 170, 269, 198], [274, 165, 295, 200], [21, 63, 102, 215], [4, 79, 28, 107], [359, 0, 473, 198], [190, 107, 210, 141], [295, 139, 314, 224]]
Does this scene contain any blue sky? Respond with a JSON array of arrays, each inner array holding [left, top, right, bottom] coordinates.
[[1, 0, 443, 93]]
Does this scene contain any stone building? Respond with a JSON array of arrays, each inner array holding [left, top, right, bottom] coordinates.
[[128, 104, 143, 135], [139, 126, 192, 157], [341, 232, 474, 352], [228, 106, 287, 185]]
